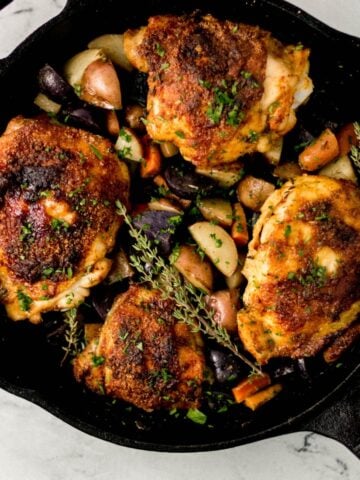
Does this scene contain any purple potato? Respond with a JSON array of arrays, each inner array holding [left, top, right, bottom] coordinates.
[[61, 105, 103, 133], [38, 64, 75, 103], [164, 158, 216, 199]]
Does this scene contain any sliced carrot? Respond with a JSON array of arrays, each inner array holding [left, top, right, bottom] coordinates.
[[299, 128, 339, 171], [231, 203, 249, 246], [232, 373, 271, 403], [244, 384, 283, 411], [336, 123, 357, 156], [106, 110, 120, 136], [140, 136, 162, 178], [130, 203, 148, 216]]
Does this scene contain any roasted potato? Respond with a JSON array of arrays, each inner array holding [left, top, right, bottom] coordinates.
[[237, 176, 275, 211], [173, 244, 214, 293]]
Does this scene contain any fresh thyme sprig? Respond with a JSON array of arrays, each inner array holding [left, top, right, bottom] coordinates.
[[116, 201, 261, 374], [61, 307, 82, 365], [350, 121, 360, 173]]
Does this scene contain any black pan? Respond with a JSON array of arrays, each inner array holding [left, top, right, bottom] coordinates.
[[0, 0, 359, 455]]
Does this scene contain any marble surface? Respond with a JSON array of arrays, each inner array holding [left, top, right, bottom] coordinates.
[[0, 1, 359, 479]]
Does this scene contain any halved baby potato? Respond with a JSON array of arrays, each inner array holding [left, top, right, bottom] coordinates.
[[196, 161, 244, 188], [319, 154, 357, 184], [197, 198, 233, 227], [88, 34, 133, 72], [189, 222, 238, 277], [173, 244, 213, 293], [115, 127, 144, 162], [64, 48, 122, 109]]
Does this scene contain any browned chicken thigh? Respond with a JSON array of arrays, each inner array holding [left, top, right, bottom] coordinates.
[[238, 176, 360, 364], [0, 116, 129, 322], [73, 285, 205, 411], [124, 13, 313, 166]]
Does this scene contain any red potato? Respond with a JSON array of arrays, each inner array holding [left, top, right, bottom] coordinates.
[[207, 289, 239, 333], [232, 374, 271, 403], [82, 59, 122, 109], [237, 176, 275, 212], [173, 245, 214, 293], [299, 128, 339, 171], [105, 110, 120, 136], [231, 203, 249, 246]]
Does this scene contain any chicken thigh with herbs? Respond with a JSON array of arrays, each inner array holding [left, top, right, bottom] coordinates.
[[0, 116, 129, 322], [238, 175, 360, 364], [124, 13, 313, 166], [73, 285, 205, 411]]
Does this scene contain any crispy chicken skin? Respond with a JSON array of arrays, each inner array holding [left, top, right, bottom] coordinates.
[[238, 176, 360, 364], [0, 116, 129, 322], [124, 13, 313, 166], [73, 285, 205, 411]]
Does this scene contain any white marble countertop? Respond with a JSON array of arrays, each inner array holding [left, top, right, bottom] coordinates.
[[0, 1, 359, 479]]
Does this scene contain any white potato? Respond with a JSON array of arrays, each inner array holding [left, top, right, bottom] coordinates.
[[33, 93, 61, 114], [64, 48, 105, 88], [198, 198, 233, 227], [88, 34, 133, 71], [115, 127, 144, 162], [196, 161, 244, 188], [189, 222, 238, 277], [173, 245, 213, 293], [319, 155, 357, 184]]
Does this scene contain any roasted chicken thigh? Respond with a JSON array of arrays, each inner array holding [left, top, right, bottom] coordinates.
[[74, 285, 205, 411], [0, 116, 129, 322], [124, 13, 313, 166], [238, 176, 360, 364]]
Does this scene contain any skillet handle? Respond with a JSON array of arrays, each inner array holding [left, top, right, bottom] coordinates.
[[299, 368, 360, 457], [0, 0, 13, 10]]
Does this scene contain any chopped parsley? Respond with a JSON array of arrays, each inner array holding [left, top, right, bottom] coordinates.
[[186, 408, 207, 425], [175, 130, 186, 139], [17, 289, 32, 312], [210, 233, 223, 248], [155, 43, 165, 57], [206, 82, 244, 126], [92, 355, 105, 366], [89, 144, 103, 160], [20, 223, 33, 242], [50, 218, 70, 232], [284, 224, 292, 238]]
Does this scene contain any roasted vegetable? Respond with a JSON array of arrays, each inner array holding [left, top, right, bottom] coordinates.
[[61, 105, 103, 133], [164, 158, 216, 199], [125, 104, 146, 131], [115, 126, 144, 161], [105, 110, 120, 136], [237, 176, 275, 211], [133, 210, 181, 255], [160, 142, 179, 158], [196, 161, 244, 187], [38, 64, 74, 103], [299, 128, 339, 171], [64, 49, 122, 109], [207, 289, 238, 333], [231, 203, 249, 246], [88, 33, 133, 71], [34, 93, 61, 114], [319, 155, 357, 184], [173, 244, 213, 293], [140, 137, 162, 178], [232, 374, 271, 403], [209, 349, 242, 383], [244, 384, 282, 410], [189, 222, 238, 277], [197, 198, 233, 227]]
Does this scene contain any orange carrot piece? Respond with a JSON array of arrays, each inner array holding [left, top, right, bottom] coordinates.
[[337, 123, 357, 156], [140, 136, 162, 178], [232, 373, 271, 403], [231, 203, 249, 246], [299, 128, 339, 171], [244, 384, 283, 411]]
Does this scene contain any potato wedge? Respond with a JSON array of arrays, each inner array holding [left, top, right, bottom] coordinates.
[[125, 104, 146, 131], [196, 161, 244, 187], [319, 154, 357, 184], [115, 127, 144, 162], [64, 49, 122, 109], [273, 162, 302, 180], [207, 289, 238, 333], [189, 222, 238, 277], [237, 176, 275, 212], [160, 141, 179, 158], [299, 128, 339, 171], [173, 244, 213, 293], [148, 198, 183, 214], [88, 34, 133, 71], [197, 198, 233, 227], [34, 93, 61, 114]]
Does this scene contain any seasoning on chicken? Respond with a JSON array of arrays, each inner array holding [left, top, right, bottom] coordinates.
[[238, 176, 360, 364], [0, 116, 129, 322], [124, 13, 313, 166], [73, 285, 205, 411]]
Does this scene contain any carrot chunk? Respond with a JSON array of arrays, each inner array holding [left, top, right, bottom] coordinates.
[[140, 136, 162, 178], [232, 373, 271, 403], [231, 203, 249, 246], [299, 128, 339, 171]]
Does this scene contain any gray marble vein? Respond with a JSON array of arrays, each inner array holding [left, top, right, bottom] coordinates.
[[0, 0, 359, 479]]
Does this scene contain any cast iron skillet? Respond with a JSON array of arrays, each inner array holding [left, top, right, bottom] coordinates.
[[0, 0, 359, 455]]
